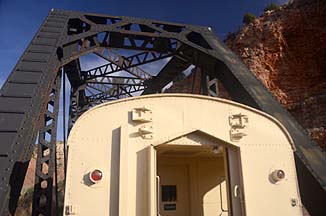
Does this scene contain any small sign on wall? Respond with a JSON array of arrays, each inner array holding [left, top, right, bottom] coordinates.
[[164, 204, 177, 211]]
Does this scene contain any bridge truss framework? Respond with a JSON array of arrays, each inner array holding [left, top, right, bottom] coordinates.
[[0, 9, 325, 216]]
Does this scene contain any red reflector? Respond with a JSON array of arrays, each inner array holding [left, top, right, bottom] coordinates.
[[90, 169, 103, 183]]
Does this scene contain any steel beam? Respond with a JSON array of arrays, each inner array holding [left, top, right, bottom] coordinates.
[[32, 73, 61, 215], [82, 50, 171, 81], [142, 56, 190, 94], [0, 9, 324, 216], [94, 48, 152, 80], [0, 11, 68, 215]]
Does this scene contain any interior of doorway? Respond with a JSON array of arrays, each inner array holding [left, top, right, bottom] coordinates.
[[156, 144, 229, 216]]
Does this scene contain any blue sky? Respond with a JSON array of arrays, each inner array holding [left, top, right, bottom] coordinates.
[[0, 0, 287, 87], [0, 0, 286, 139]]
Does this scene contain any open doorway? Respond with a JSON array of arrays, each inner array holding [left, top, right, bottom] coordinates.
[[156, 144, 229, 216]]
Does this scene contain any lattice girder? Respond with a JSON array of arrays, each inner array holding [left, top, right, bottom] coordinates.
[[0, 9, 324, 216]]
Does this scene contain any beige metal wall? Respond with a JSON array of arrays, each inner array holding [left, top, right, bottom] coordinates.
[[63, 94, 302, 216]]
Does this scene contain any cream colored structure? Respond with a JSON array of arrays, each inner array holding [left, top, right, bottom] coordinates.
[[63, 94, 302, 216]]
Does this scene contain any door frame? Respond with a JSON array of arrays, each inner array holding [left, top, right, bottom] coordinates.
[[149, 129, 246, 216]]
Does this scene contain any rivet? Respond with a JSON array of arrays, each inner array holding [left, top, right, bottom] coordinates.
[[291, 198, 297, 207]]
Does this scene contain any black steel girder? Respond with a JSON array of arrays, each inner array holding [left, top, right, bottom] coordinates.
[[32, 73, 61, 215], [142, 56, 190, 94], [82, 50, 171, 81], [0, 12, 68, 215]]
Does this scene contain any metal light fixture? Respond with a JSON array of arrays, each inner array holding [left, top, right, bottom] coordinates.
[[89, 169, 103, 183], [271, 169, 285, 182], [212, 146, 220, 154]]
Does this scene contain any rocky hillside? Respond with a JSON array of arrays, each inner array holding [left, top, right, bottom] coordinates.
[[168, 0, 326, 150], [225, 0, 326, 149]]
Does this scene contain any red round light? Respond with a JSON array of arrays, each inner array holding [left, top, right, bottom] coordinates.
[[90, 169, 103, 183]]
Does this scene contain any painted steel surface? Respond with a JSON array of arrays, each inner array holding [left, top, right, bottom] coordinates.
[[64, 94, 302, 216]]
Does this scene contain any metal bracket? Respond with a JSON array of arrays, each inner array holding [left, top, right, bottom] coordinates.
[[229, 113, 248, 129], [229, 113, 248, 142], [132, 107, 153, 122], [139, 125, 154, 139], [206, 76, 219, 97], [131, 107, 154, 139]]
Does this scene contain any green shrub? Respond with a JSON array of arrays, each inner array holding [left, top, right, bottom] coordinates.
[[243, 13, 256, 25], [264, 3, 279, 12]]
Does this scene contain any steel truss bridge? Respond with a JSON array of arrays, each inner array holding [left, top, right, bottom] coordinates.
[[0, 9, 325, 216]]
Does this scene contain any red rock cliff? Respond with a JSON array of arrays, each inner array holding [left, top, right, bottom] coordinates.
[[168, 0, 326, 149], [225, 0, 326, 149]]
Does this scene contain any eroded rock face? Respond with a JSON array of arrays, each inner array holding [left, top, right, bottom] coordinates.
[[168, 0, 325, 149], [225, 0, 326, 149]]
